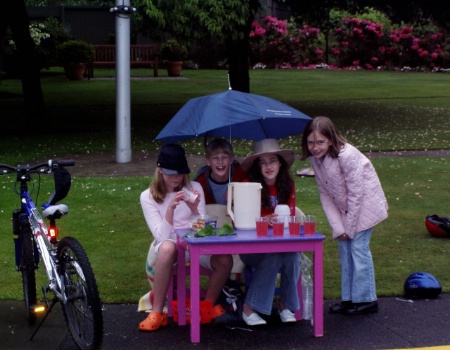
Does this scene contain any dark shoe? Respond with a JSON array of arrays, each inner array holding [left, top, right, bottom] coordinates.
[[344, 301, 378, 315], [329, 301, 353, 314]]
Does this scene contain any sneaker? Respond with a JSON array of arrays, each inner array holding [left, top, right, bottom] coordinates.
[[242, 312, 267, 326], [344, 301, 379, 315], [278, 309, 296, 323]]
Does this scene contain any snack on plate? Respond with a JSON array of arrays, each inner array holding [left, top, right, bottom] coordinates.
[[189, 215, 217, 231], [191, 219, 206, 230]]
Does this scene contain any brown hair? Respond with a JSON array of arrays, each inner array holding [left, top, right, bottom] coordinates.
[[205, 138, 233, 158], [300, 116, 347, 160], [247, 154, 294, 208], [149, 168, 190, 204]]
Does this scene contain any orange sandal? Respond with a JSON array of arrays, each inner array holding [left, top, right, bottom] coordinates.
[[199, 301, 226, 323], [139, 311, 168, 332], [212, 304, 226, 319], [200, 300, 213, 324], [172, 300, 227, 325]]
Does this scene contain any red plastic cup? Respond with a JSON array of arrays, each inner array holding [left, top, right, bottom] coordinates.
[[288, 216, 302, 236], [304, 215, 316, 235], [272, 216, 285, 236], [256, 217, 269, 237]]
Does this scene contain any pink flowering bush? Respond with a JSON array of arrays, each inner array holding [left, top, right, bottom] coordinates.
[[249, 15, 449, 71], [331, 18, 388, 69], [388, 27, 448, 69], [249, 17, 291, 67], [292, 25, 324, 67], [249, 16, 324, 68]]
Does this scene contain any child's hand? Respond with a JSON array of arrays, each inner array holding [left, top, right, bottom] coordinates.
[[338, 233, 349, 240], [268, 213, 277, 226], [171, 191, 185, 209], [183, 188, 201, 212]]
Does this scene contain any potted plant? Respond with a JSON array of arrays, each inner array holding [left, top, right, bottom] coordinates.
[[57, 39, 94, 80], [160, 39, 188, 77]]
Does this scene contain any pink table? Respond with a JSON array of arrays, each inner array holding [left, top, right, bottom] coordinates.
[[175, 227, 326, 343]]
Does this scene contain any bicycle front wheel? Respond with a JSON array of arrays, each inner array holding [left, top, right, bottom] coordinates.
[[58, 237, 103, 350], [19, 222, 37, 325]]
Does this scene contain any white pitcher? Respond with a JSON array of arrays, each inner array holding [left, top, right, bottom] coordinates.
[[227, 182, 262, 230]]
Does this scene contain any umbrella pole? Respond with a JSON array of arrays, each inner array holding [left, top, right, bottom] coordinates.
[[229, 126, 232, 183]]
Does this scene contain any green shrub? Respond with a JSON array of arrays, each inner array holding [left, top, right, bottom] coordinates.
[[160, 39, 188, 61], [56, 39, 94, 65]]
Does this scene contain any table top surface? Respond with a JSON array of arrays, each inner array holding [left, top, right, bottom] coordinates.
[[175, 227, 326, 244]]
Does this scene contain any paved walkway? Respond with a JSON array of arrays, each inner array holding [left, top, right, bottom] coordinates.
[[2, 295, 450, 349], [66, 149, 450, 178]]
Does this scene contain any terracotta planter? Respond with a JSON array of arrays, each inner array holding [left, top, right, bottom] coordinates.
[[166, 61, 183, 77], [64, 63, 86, 80]]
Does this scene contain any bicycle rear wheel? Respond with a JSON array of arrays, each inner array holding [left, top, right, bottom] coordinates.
[[19, 222, 37, 325], [58, 237, 103, 350]]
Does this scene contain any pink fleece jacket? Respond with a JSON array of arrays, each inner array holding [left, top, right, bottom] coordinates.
[[310, 143, 388, 239]]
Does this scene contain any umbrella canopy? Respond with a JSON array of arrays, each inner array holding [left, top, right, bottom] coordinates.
[[155, 90, 312, 144]]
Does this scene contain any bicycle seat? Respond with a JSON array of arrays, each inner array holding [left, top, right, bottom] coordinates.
[[43, 204, 69, 219]]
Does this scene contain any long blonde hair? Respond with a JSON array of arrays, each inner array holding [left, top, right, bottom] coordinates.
[[149, 168, 191, 203]]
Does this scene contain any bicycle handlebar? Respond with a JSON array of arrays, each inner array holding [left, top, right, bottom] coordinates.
[[49, 159, 76, 168], [0, 159, 75, 174]]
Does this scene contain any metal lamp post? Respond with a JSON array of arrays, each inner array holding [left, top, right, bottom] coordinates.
[[110, 1, 135, 163]]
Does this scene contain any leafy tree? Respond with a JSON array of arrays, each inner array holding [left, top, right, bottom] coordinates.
[[287, 0, 450, 33], [133, 0, 261, 92], [24, 0, 113, 5], [360, 0, 450, 32]]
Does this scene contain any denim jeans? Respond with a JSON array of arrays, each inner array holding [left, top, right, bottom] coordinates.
[[240, 252, 301, 315], [338, 227, 377, 303]]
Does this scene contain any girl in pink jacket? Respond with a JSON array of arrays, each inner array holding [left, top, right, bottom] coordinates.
[[301, 116, 388, 315]]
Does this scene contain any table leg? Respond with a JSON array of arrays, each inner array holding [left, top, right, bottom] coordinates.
[[294, 260, 303, 320], [189, 247, 201, 343], [177, 238, 187, 325], [313, 243, 324, 337]]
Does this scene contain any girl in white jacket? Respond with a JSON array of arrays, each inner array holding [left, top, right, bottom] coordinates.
[[301, 116, 388, 315], [138, 144, 231, 331]]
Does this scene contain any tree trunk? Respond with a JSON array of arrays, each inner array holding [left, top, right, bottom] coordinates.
[[226, 37, 250, 93], [226, 0, 260, 93], [1, 0, 45, 119]]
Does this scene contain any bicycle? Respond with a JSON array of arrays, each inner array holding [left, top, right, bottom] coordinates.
[[0, 159, 103, 350]]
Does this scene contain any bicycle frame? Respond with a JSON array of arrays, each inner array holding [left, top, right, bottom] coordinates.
[[20, 189, 68, 302]]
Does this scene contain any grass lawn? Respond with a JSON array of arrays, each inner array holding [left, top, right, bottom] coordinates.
[[0, 68, 449, 303]]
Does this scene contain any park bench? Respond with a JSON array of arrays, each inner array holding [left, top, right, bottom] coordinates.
[[85, 44, 159, 78]]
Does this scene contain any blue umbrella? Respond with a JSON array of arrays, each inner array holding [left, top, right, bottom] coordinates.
[[155, 90, 312, 144]]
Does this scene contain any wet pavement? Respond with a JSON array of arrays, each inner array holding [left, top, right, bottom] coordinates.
[[1, 294, 450, 350]]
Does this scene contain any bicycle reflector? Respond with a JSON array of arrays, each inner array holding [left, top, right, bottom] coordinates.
[[31, 303, 46, 314], [48, 226, 59, 243]]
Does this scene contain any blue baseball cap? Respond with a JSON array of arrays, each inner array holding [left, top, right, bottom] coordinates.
[[157, 144, 190, 175]]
